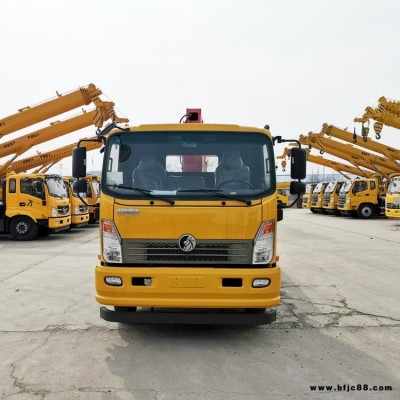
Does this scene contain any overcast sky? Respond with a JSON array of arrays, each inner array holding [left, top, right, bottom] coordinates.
[[1, 0, 399, 176]]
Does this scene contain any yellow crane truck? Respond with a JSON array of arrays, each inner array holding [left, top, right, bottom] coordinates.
[[71, 110, 306, 325], [0, 173, 71, 240], [63, 177, 89, 228], [277, 182, 290, 207], [386, 176, 400, 218], [322, 180, 345, 215], [337, 177, 386, 218], [310, 181, 329, 213], [302, 183, 316, 209], [85, 175, 101, 223]]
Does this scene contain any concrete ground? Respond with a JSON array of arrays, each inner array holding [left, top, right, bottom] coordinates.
[[0, 210, 399, 400]]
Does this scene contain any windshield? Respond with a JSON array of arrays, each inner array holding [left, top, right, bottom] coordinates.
[[46, 176, 68, 198], [305, 184, 314, 194], [102, 130, 275, 201], [388, 179, 400, 194], [340, 181, 353, 194], [324, 181, 336, 194], [313, 182, 325, 194]]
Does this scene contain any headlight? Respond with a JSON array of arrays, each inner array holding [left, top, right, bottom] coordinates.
[[51, 207, 57, 217], [330, 197, 334, 202], [252, 220, 274, 265], [102, 220, 122, 263], [74, 206, 80, 214], [346, 198, 350, 203]]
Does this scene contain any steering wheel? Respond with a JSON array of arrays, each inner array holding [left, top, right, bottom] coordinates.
[[216, 179, 254, 189]]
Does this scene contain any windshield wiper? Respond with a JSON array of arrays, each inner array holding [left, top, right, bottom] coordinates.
[[106, 184, 175, 205], [176, 189, 252, 205]]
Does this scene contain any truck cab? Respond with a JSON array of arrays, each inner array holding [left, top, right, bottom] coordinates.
[[63, 177, 89, 228], [386, 176, 400, 218], [302, 183, 316, 209], [277, 182, 290, 207], [0, 173, 71, 240], [72, 115, 306, 325], [323, 181, 345, 215], [85, 175, 101, 223], [310, 181, 329, 213]]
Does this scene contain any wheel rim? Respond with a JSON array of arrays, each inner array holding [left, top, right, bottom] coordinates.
[[361, 207, 372, 217], [16, 221, 29, 234]]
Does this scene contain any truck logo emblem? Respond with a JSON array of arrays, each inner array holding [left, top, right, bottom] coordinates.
[[178, 234, 196, 252]]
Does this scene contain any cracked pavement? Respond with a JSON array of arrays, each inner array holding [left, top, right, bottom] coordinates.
[[0, 211, 399, 399]]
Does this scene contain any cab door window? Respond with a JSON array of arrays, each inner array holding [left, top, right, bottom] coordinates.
[[20, 178, 45, 199]]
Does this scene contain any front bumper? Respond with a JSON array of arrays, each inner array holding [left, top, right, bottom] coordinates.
[[96, 265, 281, 309], [48, 216, 71, 229], [100, 306, 276, 325], [71, 213, 89, 226], [386, 208, 400, 218]]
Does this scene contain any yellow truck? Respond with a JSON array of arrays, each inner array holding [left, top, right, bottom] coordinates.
[[310, 181, 329, 213], [385, 176, 400, 218], [72, 111, 306, 325], [322, 181, 345, 215], [337, 177, 386, 218], [85, 175, 101, 223], [302, 183, 316, 209], [63, 177, 89, 228], [277, 182, 290, 207], [0, 173, 71, 240]]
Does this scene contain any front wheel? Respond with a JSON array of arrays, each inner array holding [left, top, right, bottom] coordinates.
[[10, 216, 39, 241], [357, 204, 374, 219]]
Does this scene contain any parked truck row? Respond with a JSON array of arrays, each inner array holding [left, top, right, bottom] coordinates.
[[0, 173, 101, 240], [302, 174, 397, 219], [0, 83, 127, 240]]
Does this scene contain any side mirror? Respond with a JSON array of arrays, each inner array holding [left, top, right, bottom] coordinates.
[[72, 147, 87, 178], [72, 179, 88, 194], [290, 147, 307, 180], [290, 181, 306, 195]]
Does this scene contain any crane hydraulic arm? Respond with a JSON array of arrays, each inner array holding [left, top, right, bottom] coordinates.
[[0, 102, 128, 176], [4, 137, 103, 175], [300, 133, 400, 177], [0, 83, 102, 139], [278, 147, 372, 178], [321, 123, 400, 162]]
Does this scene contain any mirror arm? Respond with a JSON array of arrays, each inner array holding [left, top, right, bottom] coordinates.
[[273, 136, 302, 148], [77, 192, 90, 207], [77, 136, 105, 147]]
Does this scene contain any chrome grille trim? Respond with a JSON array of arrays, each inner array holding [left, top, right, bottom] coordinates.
[[122, 239, 253, 264], [57, 205, 70, 215]]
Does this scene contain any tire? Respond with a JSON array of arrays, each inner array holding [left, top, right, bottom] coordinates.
[[310, 208, 316, 213], [357, 204, 374, 219], [10, 216, 39, 241], [114, 306, 137, 312]]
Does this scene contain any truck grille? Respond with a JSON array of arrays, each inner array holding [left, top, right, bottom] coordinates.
[[338, 195, 346, 207], [79, 205, 88, 213], [57, 205, 70, 215], [386, 203, 400, 209], [122, 240, 253, 264]]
